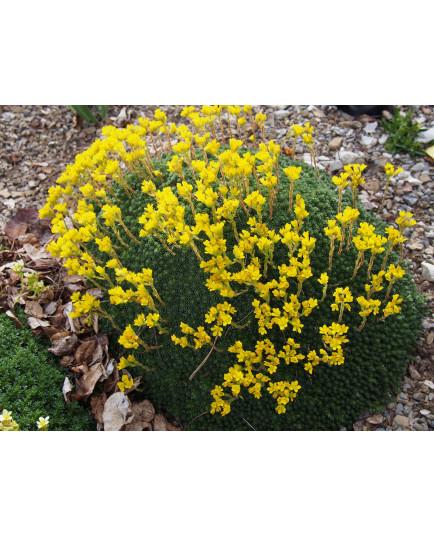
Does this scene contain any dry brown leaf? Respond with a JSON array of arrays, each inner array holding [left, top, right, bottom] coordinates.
[[5, 219, 28, 240], [48, 333, 79, 357], [62, 302, 81, 332], [24, 300, 46, 319], [62, 274, 86, 285], [103, 392, 133, 431], [131, 399, 156, 422], [90, 393, 107, 424], [27, 317, 50, 330], [71, 364, 89, 375], [166, 422, 182, 431], [74, 362, 105, 401], [62, 377, 73, 404], [18, 233, 39, 245], [7, 270, 21, 286], [153, 414, 168, 431], [38, 288, 55, 305], [4, 309, 23, 329], [44, 301, 58, 316], [50, 330, 71, 341], [0, 250, 15, 266], [60, 355, 76, 368], [74, 339, 98, 365]]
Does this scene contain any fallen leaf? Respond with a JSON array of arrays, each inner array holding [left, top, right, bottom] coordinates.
[[60, 355, 76, 367], [153, 414, 168, 431], [18, 233, 39, 245], [49, 333, 79, 356], [71, 364, 89, 375], [103, 392, 133, 431], [74, 363, 105, 400], [38, 288, 55, 304], [90, 393, 107, 424], [5, 309, 23, 329], [4, 208, 39, 240], [131, 400, 156, 423], [24, 300, 46, 319], [44, 301, 58, 316], [5, 218, 28, 240], [27, 317, 50, 329], [62, 377, 73, 404], [74, 339, 99, 365], [63, 302, 81, 332], [50, 330, 71, 341], [62, 274, 86, 285], [166, 422, 182, 431]]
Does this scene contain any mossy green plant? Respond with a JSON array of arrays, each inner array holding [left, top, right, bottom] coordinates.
[[39, 106, 426, 431], [0, 309, 96, 431]]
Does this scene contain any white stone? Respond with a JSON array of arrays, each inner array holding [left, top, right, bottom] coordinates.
[[404, 175, 423, 186], [361, 135, 377, 148], [273, 110, 291, 119], [364, 121, 378, 134], [421, 262, 434, 283], [417, 127, 434, 144], [339, 150, 365, 165]]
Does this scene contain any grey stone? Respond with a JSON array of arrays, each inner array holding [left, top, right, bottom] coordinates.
[[394, 415, 409, 428], [396, 403, 404, 414], [273, 110, 291, 119], [2, 112, 15, 122], [402, 195, 418, 206], [411, 162, 426, 173], [404, 175, 423, 186], [413, 392, 427, 402], [329, 137, 343, 151], [361, 135, 377, 148], [329, 160, 344, 172], [421, 262, 434, 283], [339, 150, 365, 166], [364, 121, 378, 134]]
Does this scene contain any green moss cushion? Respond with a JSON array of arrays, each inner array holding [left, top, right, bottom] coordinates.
[[0, 310, 96, 431], [94, 154, 425, 430]]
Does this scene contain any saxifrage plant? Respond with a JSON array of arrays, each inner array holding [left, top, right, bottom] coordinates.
[[39, 105, 425, 430], [0, 309, 96, 431]]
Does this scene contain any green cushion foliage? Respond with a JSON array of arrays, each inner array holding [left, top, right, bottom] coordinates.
[[0, 309, 96, 431], [95, 153, 426, 431]]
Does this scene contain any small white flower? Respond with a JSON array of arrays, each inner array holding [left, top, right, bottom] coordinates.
[[0, 409, 12, 422], [37, 416, 50, 429]]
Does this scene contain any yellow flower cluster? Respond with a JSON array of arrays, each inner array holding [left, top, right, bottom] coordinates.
[[40, 105, 413, 416]]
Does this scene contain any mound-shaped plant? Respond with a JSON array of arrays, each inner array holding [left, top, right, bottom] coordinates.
[[0, 310, 96, 431], [40, 106, 425, 430]]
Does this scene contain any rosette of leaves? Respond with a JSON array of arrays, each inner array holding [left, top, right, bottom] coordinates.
[[381, 108, 426, 157]]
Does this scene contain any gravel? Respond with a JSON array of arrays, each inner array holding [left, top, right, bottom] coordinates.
[[1, 103, 433, 431]]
